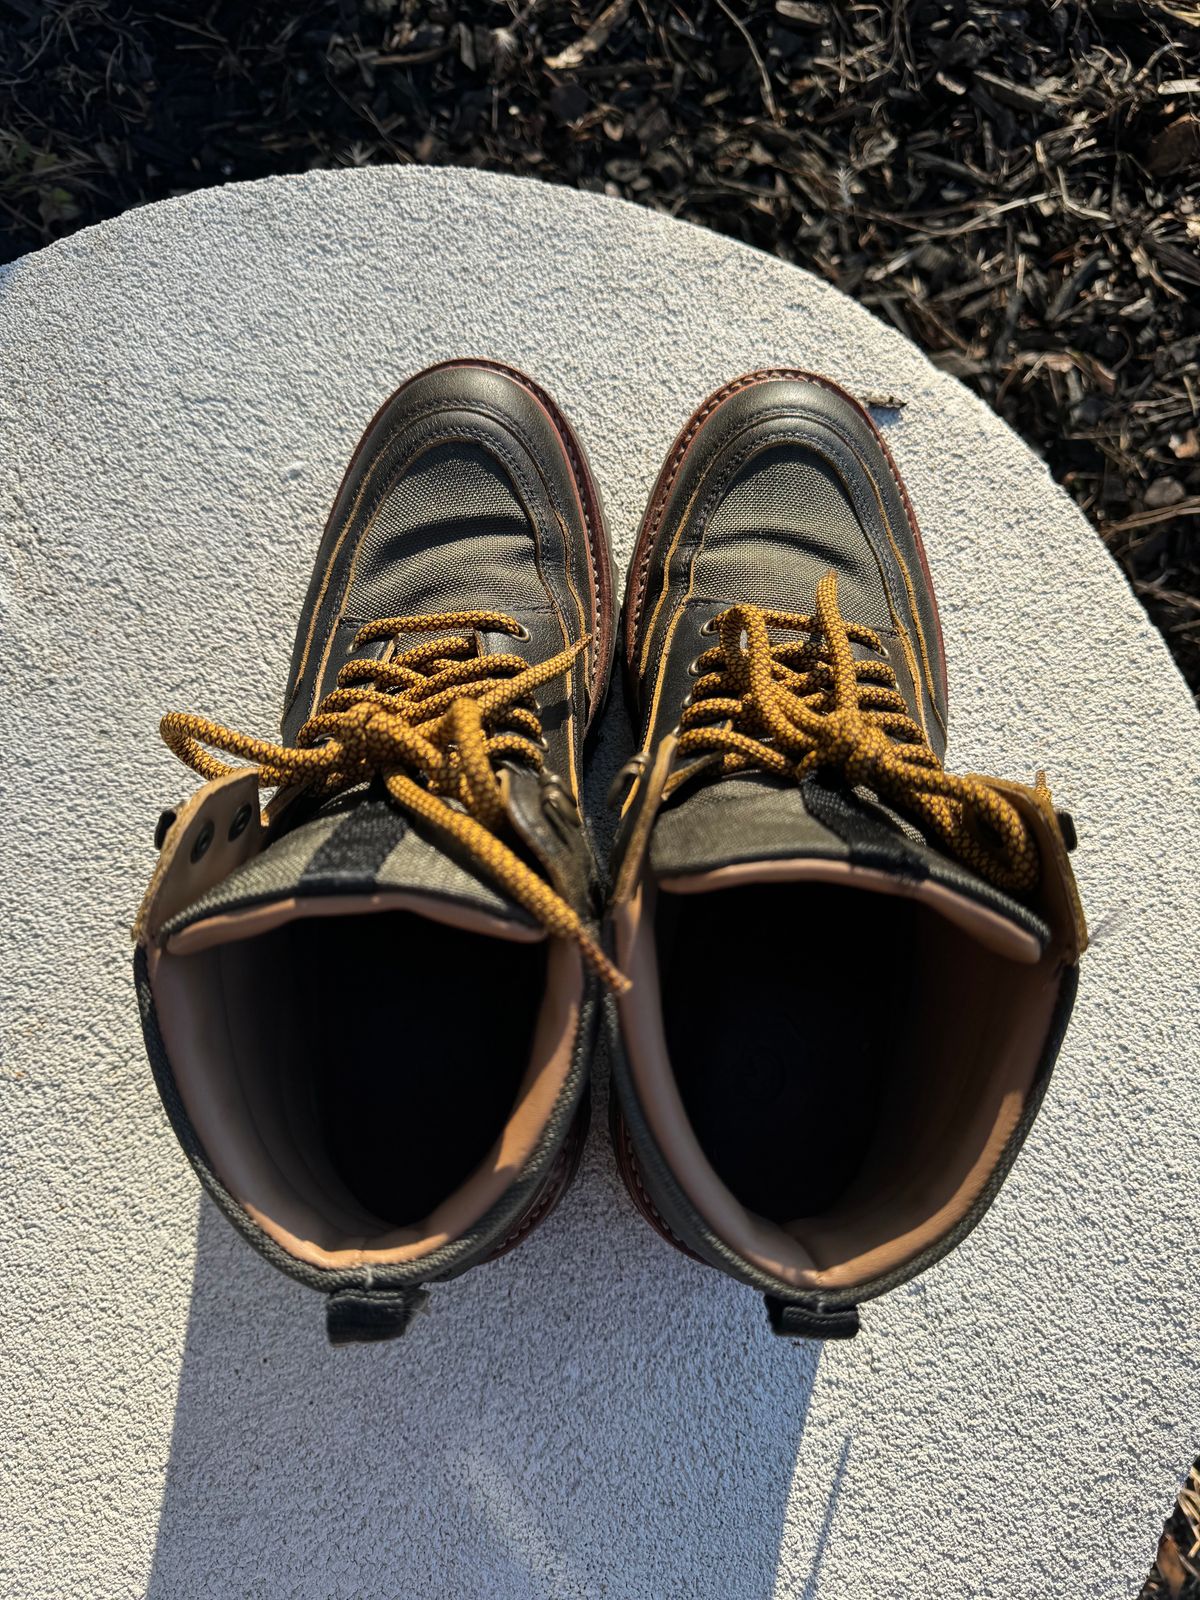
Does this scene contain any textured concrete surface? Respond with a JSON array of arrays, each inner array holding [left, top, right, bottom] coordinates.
[[1, 166, 1197, 1600]]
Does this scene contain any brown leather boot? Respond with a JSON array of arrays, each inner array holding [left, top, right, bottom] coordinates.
[[609, 370, 1086, 1339], [134, 360, 618, 1343]]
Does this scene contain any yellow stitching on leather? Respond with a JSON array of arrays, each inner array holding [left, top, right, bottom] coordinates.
[[289, 428, 419, 697], [638, 496, 694, 677], [871, 502, 943, 743], [890, 617, 929, 745], [303, 432, 470, 727], [674, 572, 1041, 895], [162, 609, 628, 992], [546, 507, 588, 799], [806, 431, 941, 745]]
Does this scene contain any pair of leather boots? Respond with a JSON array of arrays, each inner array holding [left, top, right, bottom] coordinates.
[[134, 361, 1086, 1345]]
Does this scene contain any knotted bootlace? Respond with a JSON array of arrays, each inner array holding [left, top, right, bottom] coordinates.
[[675, 571, 1041, 895], [161, 609, 628, 990]]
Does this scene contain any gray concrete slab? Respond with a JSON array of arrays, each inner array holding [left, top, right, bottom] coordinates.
[[2, 166, 1196, 1600]]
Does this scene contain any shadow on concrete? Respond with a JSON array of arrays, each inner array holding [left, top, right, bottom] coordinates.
[[146, 1155, 830, 1599], [800, 1434, 852, 1599]]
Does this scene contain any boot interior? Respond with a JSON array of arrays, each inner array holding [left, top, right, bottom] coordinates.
[[150, 910, 579, 1266], [657, 883, 899, 1221], [298, 915, 546, 1221], [648, 880, 1055, 1285]]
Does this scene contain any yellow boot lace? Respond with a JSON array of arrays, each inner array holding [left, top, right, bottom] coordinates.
[[161, 609, 629, 991], [675, 571, 1041, 895]]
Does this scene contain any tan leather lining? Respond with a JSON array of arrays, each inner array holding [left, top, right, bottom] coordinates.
[[133, 770, 265, 947], [150, 923, 582, 1268], [615, 872, 1063, 1291]]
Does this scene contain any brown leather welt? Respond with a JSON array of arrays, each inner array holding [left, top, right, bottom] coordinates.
[[614, 1111, 705, 1265]]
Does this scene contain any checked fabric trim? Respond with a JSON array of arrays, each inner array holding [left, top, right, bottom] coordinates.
[[674, 571, 1042, 896], [161, 609, 629, 991]]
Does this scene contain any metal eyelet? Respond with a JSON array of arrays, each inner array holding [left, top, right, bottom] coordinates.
[[699, 616, 718, 636], [607, 750, 649, 810], [686, 657, 703, 677], [540, 772, 580, 828], [680, 691, 694, 710], [228, 803, 254, 841], [190, 820, 214, 863], [1056, 810, 1079, 852], [511, 622, 532, 642]]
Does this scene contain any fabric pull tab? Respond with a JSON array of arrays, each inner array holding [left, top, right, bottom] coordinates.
[[764, 1295, 860, 1341], [326, 1286, 429, 1346]]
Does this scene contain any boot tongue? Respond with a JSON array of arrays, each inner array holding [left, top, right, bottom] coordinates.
[[648, 770, 1051, 949], [161, 785, 536, 944]]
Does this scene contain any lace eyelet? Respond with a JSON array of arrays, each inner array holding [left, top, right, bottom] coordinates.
[[680, 691, 694, 710], [511, 622, 532, 642], [699, 616, 718, 636], [540, 773, 580, 828], [228, 803, 253, 841], [606, 751, 649, 810], [190, 821, 214, 863], [686, 657, 703, 677]]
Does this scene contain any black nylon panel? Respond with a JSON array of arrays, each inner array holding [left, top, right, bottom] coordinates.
[[300, 796, 409, 885], [161, 796, 529, 938], [648, 772, 1052, 947]]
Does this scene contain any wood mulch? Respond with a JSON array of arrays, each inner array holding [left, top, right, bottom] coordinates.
[[2, 1, 1198, 696]]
